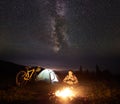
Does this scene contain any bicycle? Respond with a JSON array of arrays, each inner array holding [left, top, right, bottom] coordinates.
[[16, 67, 37, 87]]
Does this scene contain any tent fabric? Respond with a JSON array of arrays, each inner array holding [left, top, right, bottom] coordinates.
[[35, 68, 59, 83]]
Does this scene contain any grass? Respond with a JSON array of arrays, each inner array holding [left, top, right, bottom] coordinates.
[[0, 79, 120, 104]]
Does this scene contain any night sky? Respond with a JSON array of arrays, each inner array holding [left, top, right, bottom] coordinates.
[[0, 0, 120, 73]]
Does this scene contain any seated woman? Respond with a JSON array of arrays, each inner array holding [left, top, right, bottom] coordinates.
[[63, 70, 78, 85]]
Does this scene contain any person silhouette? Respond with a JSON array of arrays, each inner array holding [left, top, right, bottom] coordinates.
[[63, 70, 78, 85]]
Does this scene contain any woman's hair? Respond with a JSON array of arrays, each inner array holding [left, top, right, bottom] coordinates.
[[68, 70, 73, 75]]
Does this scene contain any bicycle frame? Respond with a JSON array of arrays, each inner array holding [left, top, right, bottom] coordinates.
[[24, 69, 35, 80]]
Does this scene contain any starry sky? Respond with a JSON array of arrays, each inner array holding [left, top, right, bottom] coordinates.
[[0, 0, 120, 73]]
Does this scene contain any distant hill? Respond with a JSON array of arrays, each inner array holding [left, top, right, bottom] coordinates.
[[0, 60, 25, 88], [0, 60, 25, 73]]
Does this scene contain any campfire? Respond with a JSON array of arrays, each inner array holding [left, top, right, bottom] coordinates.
[[55, 87, 76, 100], [49, 85, 86, 104]]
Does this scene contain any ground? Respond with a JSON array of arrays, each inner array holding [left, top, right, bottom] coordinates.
[[0, 79, 120, 104]]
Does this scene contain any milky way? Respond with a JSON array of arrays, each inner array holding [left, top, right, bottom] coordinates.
[[50, 0, 69, 53]]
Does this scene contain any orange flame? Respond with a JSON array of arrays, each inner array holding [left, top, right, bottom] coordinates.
[[55, 87, 76, 100]]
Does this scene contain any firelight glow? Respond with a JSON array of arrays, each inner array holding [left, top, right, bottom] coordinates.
[[55, 87, 75, 99]]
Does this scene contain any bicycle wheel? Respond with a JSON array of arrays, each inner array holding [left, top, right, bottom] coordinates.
[[16, 71, 27, 87]]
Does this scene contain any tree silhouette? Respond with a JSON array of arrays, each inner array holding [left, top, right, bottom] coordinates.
[[79, 65, 83, 74]]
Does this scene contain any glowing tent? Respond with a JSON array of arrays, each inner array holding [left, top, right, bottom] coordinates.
[[35, 68, 59, 83]]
